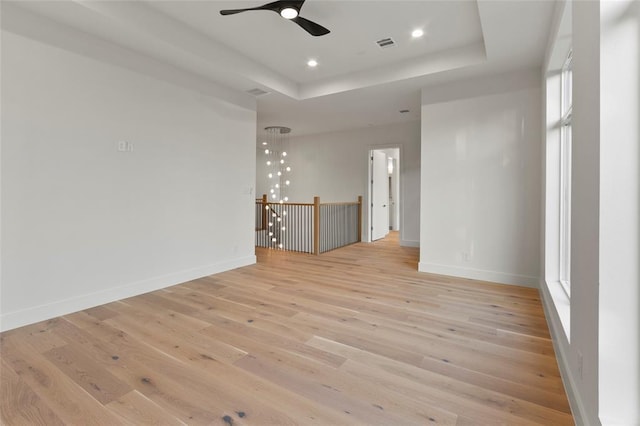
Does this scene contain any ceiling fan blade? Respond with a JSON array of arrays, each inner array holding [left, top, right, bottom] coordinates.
[[291, 16, 330, 36], [220, 8, 252, 15], [220, 1, 305, 16]]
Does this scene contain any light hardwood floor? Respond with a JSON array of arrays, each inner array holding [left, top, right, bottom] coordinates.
[[1, 232, 573, 425]]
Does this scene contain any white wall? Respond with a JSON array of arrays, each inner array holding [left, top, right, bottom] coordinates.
[[562, 1, 602, 422], [540, 1, 592, 423], [547, 1, 601, 423], [539, 1, 640, 425], [256, 121, 421, 246], [1, 29, 257, 331], [598, 1, 639, 423], [419, 70, 542, 288]]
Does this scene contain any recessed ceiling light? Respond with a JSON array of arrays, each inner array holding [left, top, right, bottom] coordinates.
[[280, 7, 298, 19], [411, 29, 424, 38], [307, 59, 318, 67]]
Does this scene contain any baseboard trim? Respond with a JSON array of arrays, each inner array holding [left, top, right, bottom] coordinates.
[[0, 255, 256, 332], [418, 262, 539, 288], [400, 239, 420, 248], [539, 279, 593, 426]]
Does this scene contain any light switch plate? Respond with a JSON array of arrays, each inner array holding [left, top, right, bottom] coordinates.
[[117, 141, 134, 152]]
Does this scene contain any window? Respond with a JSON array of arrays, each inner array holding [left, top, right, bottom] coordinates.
[[559, 50, 572, 296]]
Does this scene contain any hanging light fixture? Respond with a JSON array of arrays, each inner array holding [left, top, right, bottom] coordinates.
[[263, 126, 292, 250]]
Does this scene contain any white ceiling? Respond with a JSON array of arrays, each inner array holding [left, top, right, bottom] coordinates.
[[2, 0, 556, 137], [148, 1, 485, 85]]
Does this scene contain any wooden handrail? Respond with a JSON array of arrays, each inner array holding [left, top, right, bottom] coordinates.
[[258, 196, 356, 208], [261, 194, 268, 231], [266, 205, 281, 218], [320, 201, 360, 206], [256, 194, 363, 254]]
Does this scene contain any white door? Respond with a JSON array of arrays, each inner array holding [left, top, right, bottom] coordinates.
[[371, 151, 389, 241]]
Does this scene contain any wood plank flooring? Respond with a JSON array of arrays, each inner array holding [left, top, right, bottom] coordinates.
[[0, 232, 573, 425]]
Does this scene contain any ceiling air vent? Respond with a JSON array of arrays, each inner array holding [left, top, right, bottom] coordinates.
[[247, 88, 270, 96], [376, 37, 396, 49]]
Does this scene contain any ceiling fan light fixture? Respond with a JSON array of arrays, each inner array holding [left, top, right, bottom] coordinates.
[[220, 1, 330, 36], [280, 7, 299, 19]]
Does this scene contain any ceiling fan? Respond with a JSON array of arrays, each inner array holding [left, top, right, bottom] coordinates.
[[219, 1, 330, 37]]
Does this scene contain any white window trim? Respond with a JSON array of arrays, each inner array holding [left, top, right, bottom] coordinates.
[[558, 50, 572, 297]]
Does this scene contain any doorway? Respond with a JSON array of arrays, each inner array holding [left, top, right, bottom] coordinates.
[[369, 147, 400, 242]]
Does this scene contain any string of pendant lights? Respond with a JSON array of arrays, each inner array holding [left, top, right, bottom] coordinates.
[[262, 126, 292, 249]]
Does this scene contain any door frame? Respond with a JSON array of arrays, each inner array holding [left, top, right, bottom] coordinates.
[[371, 150, 390, 241], [366, 145, 402, 243]]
